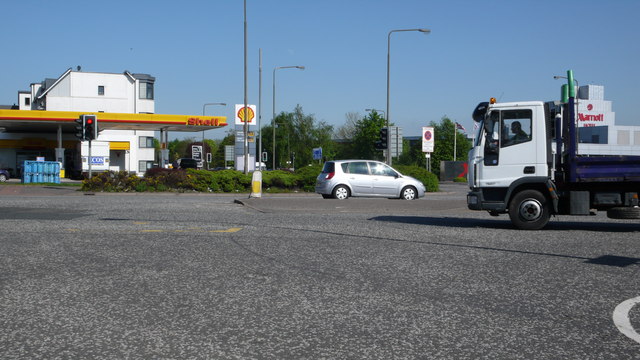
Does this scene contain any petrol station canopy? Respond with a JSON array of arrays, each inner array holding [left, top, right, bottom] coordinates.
[[0, 109, 227, 134]]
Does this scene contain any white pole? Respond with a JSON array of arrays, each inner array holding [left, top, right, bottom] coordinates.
[[453, 124, 457, 162]]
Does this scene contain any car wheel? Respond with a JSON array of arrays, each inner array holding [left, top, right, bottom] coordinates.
[[0, 174, 6, 182], [333, 185, 349, 200], [508, 189, 550, 230], [400, 186, 417, 200]]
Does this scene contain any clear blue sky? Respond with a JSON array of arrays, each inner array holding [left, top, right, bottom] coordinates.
[[1, 0, 639, 140]]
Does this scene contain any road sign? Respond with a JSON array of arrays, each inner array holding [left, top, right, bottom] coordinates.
[[313, 147, 322, 160], [192, 145, 203, 160], [422, 126, 434, 153], [224, 145, 235, 162], [234, 104, 257, 125]]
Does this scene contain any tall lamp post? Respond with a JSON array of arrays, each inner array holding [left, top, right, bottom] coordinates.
[[386, 28, 430, 165], [202, 103, 227, 169], [272, 65, 304, 170]]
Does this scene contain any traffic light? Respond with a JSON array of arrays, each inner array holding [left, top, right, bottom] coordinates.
[[74, 117, 85, 140], [375, 127, 388, 150], [82, 115, 98, 141]]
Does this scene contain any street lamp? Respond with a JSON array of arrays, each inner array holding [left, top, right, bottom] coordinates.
[[386, 28, 430, 165], [272, 65, 304, 170], [202, 102, 227, 169]]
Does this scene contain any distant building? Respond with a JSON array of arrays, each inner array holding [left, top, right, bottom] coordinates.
[[575, 85, 640, 155]]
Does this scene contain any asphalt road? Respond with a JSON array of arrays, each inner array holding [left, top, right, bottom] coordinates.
[[0, 183, 638, 359]]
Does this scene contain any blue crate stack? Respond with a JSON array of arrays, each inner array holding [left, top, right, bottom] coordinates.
[[22, 161, 61, 184]]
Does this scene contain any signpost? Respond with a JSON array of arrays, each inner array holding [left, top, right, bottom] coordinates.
[[313, 147, 323, 162], [234, 104, 257, 172], [422, 126, 434, 172]]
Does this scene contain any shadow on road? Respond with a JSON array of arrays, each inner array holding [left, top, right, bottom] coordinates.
[[369, 215, 640, 233]]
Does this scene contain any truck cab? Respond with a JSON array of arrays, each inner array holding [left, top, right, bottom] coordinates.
[[467, 86, 640, 230]]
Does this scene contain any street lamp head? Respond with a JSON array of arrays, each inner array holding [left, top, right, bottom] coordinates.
[[296, 66, 305, 70], [418, 28, 431, 34], [553, 76, 566, 80]]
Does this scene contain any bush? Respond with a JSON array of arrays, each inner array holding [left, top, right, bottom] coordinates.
[[82, 171, 141, 192], [185, 169, 251, 192], [80, 165, 439, 194], [393, 165, 439, 192], [294, 164, 323, 192], [453, 176, 467, 183], [262, 170, 298, 191]]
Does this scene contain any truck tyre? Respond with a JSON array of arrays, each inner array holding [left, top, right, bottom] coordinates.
[[606, 207, 640, 219], [508, 190, 550, 230]]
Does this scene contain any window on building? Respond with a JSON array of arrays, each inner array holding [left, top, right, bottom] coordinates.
[[139, 136, 155, 148], [139, 82, 154, 100], [618, 130, 630, 145], [24, 97, 30, 106], [139, 160, 154, 173], [98, 86, 105, 96]]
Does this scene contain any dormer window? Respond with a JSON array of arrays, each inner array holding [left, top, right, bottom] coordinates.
[[139, 82, 154, 100]]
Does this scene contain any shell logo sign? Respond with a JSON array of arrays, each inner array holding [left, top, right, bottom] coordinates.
[[235, 104, 257, 125]]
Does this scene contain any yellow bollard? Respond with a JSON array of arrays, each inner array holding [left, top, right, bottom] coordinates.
[[250, 170, 262, 198]]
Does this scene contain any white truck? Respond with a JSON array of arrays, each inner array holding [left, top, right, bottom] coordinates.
[[467, 70, 640, 229]]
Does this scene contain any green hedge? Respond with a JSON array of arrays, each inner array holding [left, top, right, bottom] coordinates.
[[393, 165, 440, 192], [81, 164, 439, 193]]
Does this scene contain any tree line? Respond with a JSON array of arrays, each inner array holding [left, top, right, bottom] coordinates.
[[164, 105, 472, 176]]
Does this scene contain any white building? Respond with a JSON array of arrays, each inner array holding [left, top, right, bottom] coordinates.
[[2, 68, 157, 177], [575, 85, 640, 155]]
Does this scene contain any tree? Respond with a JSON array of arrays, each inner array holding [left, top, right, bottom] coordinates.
[[428, 116, 471, 176], [260, 105, 334, 169], [213, 130, 235, 168], [334, 112, 359, 140], [167, 138, 196, 162], [348, 110, 387, 161]]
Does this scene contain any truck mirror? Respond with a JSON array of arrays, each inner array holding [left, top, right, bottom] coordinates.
[[472, 102, 489, 123]]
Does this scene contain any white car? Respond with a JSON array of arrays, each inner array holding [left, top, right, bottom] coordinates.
[[315, 160, 426, 200]]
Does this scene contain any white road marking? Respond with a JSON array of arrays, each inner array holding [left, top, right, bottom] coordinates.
[[613, 296, 640, 344]]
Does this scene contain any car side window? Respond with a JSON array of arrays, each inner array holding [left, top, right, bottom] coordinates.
[[347, 161, 369, 175], [369, 162, 396, 177]]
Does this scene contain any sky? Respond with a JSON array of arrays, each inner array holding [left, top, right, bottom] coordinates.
[[1, 0, 639, 140]]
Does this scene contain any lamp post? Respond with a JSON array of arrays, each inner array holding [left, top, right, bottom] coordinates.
[[243, 0, 248, 174], [202, 103, 227, 169], [386, 28, 430, 165], [272, 65, 304, 170]]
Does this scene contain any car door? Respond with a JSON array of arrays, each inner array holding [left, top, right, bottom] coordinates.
[[369, 162, 400, 196], [345, 161, 372, 195]]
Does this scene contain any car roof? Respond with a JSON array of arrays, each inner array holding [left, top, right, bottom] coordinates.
[[330, 160, 383, 163]]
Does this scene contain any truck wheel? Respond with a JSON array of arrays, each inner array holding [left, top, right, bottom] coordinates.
[[508, 190, 550, 230], [607, 207, 640, 219]]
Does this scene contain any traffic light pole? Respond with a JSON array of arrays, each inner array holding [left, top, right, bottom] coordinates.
[[88, 140, 92, 179]]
